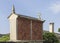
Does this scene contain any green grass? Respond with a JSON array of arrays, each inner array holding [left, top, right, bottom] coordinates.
[[0, 34, 10, 42]]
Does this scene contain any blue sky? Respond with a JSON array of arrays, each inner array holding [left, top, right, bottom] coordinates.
[[0, 0, 60, 34]]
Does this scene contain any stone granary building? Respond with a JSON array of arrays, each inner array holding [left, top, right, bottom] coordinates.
[[8, 5, 45, 43]]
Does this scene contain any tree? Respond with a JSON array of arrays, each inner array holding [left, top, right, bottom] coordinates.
[[43, 32, 59, 43], [58, 28, 60, 32]]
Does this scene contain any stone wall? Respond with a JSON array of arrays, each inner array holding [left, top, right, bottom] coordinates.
[[17, 16, 43, 40]]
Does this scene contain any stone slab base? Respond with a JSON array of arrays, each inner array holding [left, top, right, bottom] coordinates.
[[9, 40, 43, 43]]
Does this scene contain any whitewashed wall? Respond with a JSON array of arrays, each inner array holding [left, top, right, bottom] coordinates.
[[8, 14, 18, 41]]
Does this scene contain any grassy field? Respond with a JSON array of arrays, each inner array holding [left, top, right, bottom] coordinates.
[[0, 34, 9, 42]]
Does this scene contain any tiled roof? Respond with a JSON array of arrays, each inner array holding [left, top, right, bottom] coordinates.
[[8, 13, 45, 22]]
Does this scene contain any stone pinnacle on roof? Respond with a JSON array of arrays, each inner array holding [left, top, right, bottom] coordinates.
[[12, 5, 15, 14]]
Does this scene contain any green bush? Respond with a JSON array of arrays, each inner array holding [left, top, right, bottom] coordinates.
[[43, 32, 59, 43]]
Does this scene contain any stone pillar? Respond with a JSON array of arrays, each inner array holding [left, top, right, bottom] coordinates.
[[49, 22, 54, 33]]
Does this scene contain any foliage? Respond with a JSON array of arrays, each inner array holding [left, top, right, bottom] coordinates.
[[0, 34, 10, 42], [43, 32, 59, 43], [58, 28, 60, 32]]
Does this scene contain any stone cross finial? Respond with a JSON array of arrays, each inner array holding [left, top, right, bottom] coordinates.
[[37, 12, 41, 20]]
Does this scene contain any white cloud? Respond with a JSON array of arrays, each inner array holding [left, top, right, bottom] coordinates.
[[48, 2, 60, 14]]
